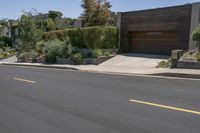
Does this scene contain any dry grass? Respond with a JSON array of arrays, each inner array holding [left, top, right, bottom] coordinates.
[[156, 58, 171, 68], [180, 50, 200, 62]]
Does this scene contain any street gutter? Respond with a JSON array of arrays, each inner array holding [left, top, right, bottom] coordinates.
[[1, 62, 200, 80]]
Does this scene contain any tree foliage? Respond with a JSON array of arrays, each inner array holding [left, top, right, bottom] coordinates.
[[0, 18, 8, 27], [81, 0, 113, 26], [45, 18, 56, 31], [48, 10, 63, 22], [192, 24, 200, 51], [18, 11, 43, 52]]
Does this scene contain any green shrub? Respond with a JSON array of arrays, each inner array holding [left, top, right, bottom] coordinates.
[[36, 41, 45, 54], [59, 40, 71, 58], [43, 39, 64, 63], [3, 52, 8, 57], [43, 26, 118, 49], [196, 52, 200, 62], [9, 48, 16, 54], [31, 51, 40, 63], [192, 24, 200, 50], [43, 30, 69, 41], [156, 59, 171, 68], [70, 53, 83, 65], [0, 54, 3, 58], [0, 36, 12, 47], [0, 41, 5, 48], [82, 27, 102, 49], [68, 29, 86, 48], [91, 49, 102, 58], [18, 52, 25, 62], [102, 26, 119, 49]]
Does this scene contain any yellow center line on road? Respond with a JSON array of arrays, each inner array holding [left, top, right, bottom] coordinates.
[[129, 99, 200, 115], [14, 78, 35, 84]]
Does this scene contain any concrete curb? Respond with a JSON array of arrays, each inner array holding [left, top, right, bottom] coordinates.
[[1, 62, 200, 80], [0, 63, 79, 71], [151, 73, 200, 79]]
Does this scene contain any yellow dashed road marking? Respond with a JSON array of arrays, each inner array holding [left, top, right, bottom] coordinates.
[[14, 78, 35, 84], [129, 99, 200, 115]]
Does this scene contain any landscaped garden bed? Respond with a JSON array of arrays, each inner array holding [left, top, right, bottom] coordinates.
[[0, 47, 16, 60], [17, 26, 119, 65], [177, 50, 200, 69], [0, 36, 16, 60]]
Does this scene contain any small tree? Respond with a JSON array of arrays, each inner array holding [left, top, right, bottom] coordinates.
[[192, 24, 200, 51], [18, 11, 43, 52]]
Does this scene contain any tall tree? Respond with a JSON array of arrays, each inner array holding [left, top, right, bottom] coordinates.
[[48, 11, 63, 22], [81, 0, 112, 26]]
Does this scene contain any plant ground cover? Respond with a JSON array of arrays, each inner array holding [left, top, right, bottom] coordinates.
[[156, 58, 171, 68], [18, 26, 119, 64], [0, 47, 16, 59]]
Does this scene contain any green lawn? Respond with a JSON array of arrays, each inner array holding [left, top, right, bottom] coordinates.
[[0, 54, 4, 58]]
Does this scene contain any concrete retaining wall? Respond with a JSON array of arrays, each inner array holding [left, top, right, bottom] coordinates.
[[177, 61, 200, 69]]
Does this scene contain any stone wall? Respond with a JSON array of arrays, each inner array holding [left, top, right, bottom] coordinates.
[[177, 61, 200, 69]]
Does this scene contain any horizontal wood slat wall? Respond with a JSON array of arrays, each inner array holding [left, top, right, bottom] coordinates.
[[130, 31, 179, 55]]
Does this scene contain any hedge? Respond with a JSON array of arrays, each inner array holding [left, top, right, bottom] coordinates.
[[43, 26, 119, 49]]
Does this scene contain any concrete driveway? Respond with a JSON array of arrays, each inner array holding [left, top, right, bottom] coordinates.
[[100, 53, 169, 68]]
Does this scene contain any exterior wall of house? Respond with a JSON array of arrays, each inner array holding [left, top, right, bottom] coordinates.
[[117, 12, 121, 48], [0, 27, 10, 37], [0, 20, 19, 47], [120, 4, 193, 53]]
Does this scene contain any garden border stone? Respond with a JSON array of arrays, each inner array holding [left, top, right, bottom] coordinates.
[[56, 57, 72, 64]]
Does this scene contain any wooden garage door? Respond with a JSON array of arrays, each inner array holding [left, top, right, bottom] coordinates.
[[130, 31, 179, 55]]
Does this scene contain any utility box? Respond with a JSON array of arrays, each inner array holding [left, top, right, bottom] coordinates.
[[171, 50, 184, 68]]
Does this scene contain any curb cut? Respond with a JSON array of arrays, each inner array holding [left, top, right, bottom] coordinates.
[[0, 63, 79, 71]]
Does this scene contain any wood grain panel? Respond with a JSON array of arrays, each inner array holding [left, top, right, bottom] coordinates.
[[130, 31, 179, 55]]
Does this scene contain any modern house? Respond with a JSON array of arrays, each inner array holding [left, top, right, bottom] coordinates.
[[0, 20, 19, 47], [0, 25, 10, 37], [118, 2, 200, 55]]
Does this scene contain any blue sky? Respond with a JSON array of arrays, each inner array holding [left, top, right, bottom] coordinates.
[[0, 0, 199, 19]]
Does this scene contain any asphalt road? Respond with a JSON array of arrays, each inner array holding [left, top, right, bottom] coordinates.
[[0, 65, 200, 133]]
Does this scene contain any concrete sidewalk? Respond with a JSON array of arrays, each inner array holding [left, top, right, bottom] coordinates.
[[1, 55, 200, 78], [1, 61, 200, 79]]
